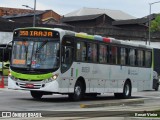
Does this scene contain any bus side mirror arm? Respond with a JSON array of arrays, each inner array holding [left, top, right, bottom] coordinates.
[[5, 40, 13, 49]]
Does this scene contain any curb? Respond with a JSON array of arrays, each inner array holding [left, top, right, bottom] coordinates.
[[0, 86, 8, 90], [80, 99, 144, 108]]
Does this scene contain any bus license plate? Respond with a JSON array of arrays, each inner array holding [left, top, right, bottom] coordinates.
[[25, 83, 34, 88]]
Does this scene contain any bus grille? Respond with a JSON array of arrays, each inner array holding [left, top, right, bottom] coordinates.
[[18, 78, 43, 82], [16, 82, 44, 89]]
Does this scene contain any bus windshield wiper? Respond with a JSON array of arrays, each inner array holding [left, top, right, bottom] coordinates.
[[35, 41, 48, 53]]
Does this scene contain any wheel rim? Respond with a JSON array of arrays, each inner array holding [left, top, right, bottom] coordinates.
[[75, 86, 81, 96], [125, 84, 130, 96]]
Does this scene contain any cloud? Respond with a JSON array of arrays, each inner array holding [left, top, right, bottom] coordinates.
[[1, 0, 34, 9]]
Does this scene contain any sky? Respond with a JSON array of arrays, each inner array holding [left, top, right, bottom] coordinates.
[[1, 0, 160, 18]]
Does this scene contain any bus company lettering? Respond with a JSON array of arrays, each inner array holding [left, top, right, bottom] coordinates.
[[82, 67, 90, 73], [20, 30, 53, 37], [128, 69, 138, 75]]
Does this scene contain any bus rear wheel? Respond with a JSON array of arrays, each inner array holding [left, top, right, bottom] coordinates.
[[68, 81, 84, 101], [30, 91, 43, 99], [122, 81, 131, 98], [114, 81, 131, 99]]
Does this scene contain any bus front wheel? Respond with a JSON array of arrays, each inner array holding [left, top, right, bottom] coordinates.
[[30, 91, 43, 99], [68, 81, 84, 101]]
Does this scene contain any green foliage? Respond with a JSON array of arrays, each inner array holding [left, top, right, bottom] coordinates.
[[150, 15, 160, 32]]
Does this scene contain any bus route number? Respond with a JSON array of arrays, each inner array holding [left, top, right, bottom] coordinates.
[[20, 31, 29, 36]]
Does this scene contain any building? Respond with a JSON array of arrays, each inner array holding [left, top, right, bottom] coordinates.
[[62, 7, 136, 27], [0, 7, 61, 24], [61, 7, 160, 44], [0, 7, 38, 16], [64, 7, 136, 20], [0, 7, 72, 44]]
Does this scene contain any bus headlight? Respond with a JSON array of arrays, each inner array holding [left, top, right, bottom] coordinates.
[[52, 74, 58, 80], [43, 74, 58, 83]]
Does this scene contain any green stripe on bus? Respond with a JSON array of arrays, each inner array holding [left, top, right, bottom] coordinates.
[[75, 33, 94, 40], [152, 49, 154, 69], [11, 70, 52, 80], [76, 69, 79, 78], [151, 49, 154, 80]]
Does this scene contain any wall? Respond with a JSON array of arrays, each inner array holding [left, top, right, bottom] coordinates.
[[0, 32, 13, 44], [0, 9, 3, 16], [10, 16, 34, 23], [42, 10, 61, 22]]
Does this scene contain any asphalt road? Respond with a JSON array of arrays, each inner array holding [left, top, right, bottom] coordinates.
[[0, 87, 160, 120], [1, 76, 160, 119]]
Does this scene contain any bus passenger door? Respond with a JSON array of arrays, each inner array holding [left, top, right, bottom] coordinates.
[[60, 36, 74, 93]]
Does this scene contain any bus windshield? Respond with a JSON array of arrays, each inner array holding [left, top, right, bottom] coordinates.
[[11, 40, 60, 70]]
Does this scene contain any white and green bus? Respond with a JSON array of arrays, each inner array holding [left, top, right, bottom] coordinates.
[[8, 27, 154, 101]]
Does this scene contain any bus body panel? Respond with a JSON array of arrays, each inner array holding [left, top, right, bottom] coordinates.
[[60, 62, 153, 94], [8, 76, 59, 92]]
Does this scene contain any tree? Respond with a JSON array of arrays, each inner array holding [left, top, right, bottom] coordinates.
[[150, 15, 160, 32]]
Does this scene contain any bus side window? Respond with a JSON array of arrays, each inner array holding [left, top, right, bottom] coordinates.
[[120, 47, 126, 65], [76, 41, 87, 62], [108, 46, 112, 63], [129, 48, 135, 66], [135, 49, 138, 66], [110, 46, 118, 64], [99, 44, 107, 64], [87, 43, 97, 63], [137, 50, 144, 67], [145, 51, 152, 67], [125, 48, 129, 65]]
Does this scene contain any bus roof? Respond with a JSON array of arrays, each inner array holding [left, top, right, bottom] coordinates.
[[60, 28, 152, 49], [14, 27, 152, 49]]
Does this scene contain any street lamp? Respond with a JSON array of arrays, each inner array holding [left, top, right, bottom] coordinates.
[[22, 0, 36, 27], [22, 5, 33, 10], [148, 1, 160, 45]]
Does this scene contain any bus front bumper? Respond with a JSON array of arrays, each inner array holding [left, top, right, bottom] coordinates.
[[8, 76, 59, 92]]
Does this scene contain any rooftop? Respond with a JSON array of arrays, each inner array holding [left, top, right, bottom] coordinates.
[[64, 7, 136, 20]]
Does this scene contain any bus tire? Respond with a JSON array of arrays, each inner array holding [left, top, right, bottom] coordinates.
[[68, 80, 84, 101], [122, 81, 132, 98], [30, 91, 43, 99], [114, 81, 132, 99]]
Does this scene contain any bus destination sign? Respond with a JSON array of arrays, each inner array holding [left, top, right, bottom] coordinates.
[[18, 30, 53, 37]]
